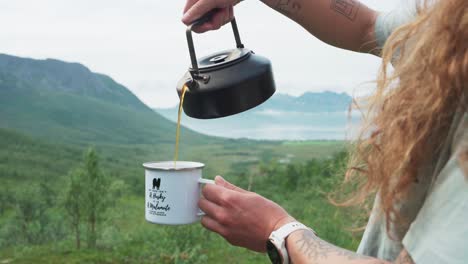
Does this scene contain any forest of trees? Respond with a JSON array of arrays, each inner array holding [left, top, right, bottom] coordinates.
[[0, 148, 126, 251], [0, 148, 364, 263]]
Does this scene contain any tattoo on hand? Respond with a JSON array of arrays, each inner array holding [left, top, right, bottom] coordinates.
[[274, 0, 302, 16], [294, 230, 373, 261], [330, 0, 360, 21]]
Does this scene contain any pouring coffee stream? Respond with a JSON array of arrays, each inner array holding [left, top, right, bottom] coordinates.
[[173, 84, 188, 168], [173, 10, 276, 168]]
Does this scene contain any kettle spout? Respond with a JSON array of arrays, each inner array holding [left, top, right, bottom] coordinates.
[[185, 79, 197, 91], [177, 79, 196, 97]]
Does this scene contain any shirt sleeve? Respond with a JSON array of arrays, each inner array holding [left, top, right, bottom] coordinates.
[[402, 153, 468, 264], [374, 0, 418, 48]]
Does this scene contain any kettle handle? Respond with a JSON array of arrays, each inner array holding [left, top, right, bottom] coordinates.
[[186, 9, 244, 72]]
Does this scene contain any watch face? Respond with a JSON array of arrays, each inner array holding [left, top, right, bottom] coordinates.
[[266, 240, 282, 264]]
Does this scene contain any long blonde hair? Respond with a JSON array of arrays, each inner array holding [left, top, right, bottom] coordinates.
[[343, 0, 467, 228]]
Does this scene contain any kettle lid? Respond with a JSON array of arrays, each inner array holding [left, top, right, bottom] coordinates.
[[196, 48, 251, 71]]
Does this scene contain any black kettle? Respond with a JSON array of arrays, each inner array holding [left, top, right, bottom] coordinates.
[[176, 10, 276, 119]]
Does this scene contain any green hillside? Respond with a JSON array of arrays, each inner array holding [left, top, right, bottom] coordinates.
[[0, 54, 210, 145], [0, 128, 80, 185], [0, 54, 146, 111]]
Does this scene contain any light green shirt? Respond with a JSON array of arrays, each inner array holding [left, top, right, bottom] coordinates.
[[357, 3, 468, 262], [402, 142, 468, 263]]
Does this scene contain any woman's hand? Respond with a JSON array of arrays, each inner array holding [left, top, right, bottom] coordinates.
[[182, 0, 239, 33], [199, 176, 295, 252]]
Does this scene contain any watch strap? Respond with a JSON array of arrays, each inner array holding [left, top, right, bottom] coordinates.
[[269, 221, 313, 264], [274, 222, 309, 239]]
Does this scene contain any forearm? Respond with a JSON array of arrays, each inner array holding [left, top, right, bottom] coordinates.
[[286, 229, 389, 264], [260, 0, 379, 54]]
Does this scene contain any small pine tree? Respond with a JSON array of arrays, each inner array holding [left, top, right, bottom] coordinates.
[[82, 147, 108, 249], [64, 147, 109, 249], [64, 168, 85, 249]]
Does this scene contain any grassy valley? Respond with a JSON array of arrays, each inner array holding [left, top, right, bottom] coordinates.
[[0, 129, 356, 263], [0, 54, 362, 263]]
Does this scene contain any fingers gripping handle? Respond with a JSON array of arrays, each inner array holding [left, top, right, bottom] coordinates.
[[186, 9, 244, 71], [197, 178, 215, 216], [190, 8, 220, 27]]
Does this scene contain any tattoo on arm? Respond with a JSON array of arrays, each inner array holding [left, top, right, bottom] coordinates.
[[294, 230, 374, 261], [274, 0, 302, 16], [330, 0, 361, 21]]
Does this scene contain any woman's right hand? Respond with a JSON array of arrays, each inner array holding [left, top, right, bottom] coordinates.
[[182, 0, 240, 33]]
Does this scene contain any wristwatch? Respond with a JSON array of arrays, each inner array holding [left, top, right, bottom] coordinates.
[[266, 221, 313, 264]]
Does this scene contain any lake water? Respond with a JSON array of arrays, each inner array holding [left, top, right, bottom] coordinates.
[[157, 109, 362, 141]]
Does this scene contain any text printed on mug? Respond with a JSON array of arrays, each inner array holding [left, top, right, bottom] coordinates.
[[147, 177, 172, 216]]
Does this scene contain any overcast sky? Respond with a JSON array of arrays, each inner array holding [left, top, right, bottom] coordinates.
[[1, 0, 399, 108]]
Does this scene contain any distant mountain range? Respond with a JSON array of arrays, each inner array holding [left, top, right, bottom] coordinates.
[[158, 91, 352, 114], [253, 91, 352, 113], [155, 92, 355, 140], [0, 53, 355, 143], [0, 53, 210, 145]]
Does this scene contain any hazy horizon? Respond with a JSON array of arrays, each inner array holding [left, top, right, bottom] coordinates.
[[1, 0, 399, 108]]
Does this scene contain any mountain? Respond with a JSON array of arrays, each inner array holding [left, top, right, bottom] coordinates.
[[0, 54, 145, 111], [155, 92, 355, 140], [256, 91, 352, 113], [158, 92, 352, 114], [0, 54, 210, 145]]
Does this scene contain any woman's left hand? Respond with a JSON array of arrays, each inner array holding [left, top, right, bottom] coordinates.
[[199, 176, 295, 252]]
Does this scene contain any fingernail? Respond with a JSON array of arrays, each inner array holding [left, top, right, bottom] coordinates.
[[215, 175, 225, 184], [182, 13, 190, 23]]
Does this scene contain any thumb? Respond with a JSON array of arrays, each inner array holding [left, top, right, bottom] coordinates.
[[183, 0, 198, 13], [182, 0, 215, 25], [215, 176, 248, 193]]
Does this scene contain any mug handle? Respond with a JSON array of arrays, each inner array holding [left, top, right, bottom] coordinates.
[[197, 178, 215, 216]]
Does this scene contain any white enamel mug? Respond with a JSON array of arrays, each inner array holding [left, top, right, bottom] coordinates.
[[143, 161, 214, 225]]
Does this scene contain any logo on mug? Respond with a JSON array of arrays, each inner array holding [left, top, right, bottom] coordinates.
[[152, 178, 161, 190]]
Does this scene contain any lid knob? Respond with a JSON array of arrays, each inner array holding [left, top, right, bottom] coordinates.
[[210, 54, 229, 63]]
